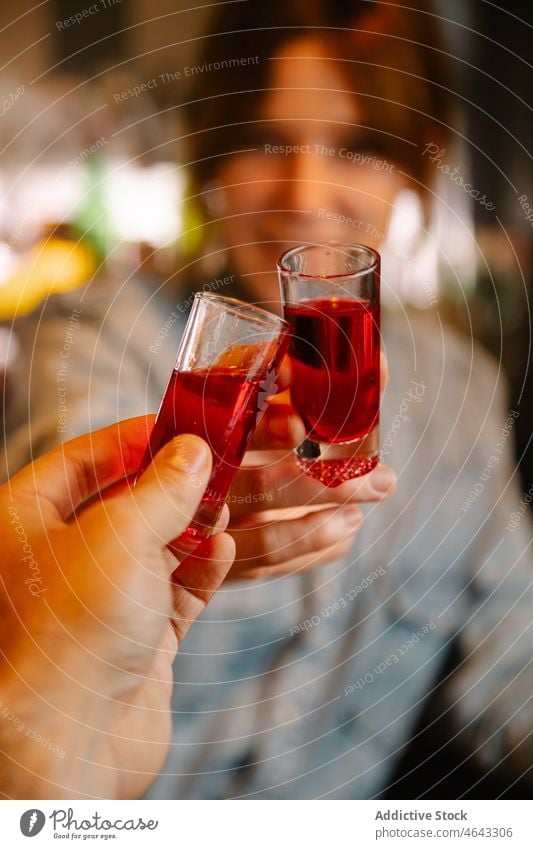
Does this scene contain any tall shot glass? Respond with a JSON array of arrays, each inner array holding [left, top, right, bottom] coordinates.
[[137, 293, 289, 541], [278, 242, 380, 487]]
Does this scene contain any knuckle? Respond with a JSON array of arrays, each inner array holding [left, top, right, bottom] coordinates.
[[307, 518, 337, 550], [257, 516, 315, 566], [258, 523, 283, 566]]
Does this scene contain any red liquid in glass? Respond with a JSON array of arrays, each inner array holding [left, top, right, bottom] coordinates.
[[139, 368, 265, 539], [284, 298, 379, 485]]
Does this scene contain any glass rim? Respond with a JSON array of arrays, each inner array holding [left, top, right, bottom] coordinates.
[[194, 292, 289, 331], [277, 241, 380, 280]]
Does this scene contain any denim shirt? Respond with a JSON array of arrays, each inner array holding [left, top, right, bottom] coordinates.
[[5, 275, 533, 798]]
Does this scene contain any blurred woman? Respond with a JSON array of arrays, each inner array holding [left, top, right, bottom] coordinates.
[[4, 0, 533, 799]]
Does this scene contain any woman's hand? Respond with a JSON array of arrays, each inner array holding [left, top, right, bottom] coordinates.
[[225, 353, 396, 580]]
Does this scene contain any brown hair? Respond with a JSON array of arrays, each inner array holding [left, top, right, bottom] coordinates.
[[181, 0, 454, 189]]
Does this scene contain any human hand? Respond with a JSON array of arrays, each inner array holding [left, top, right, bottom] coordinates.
[[0, 417, 235, 799], [225, 353, 396, 579]]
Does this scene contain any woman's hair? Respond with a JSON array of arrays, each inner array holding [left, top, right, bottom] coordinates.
[[181, 0, 454, 190]]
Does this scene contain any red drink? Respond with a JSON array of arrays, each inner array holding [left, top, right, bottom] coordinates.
[[135, 292, 288, 541], [285, 298, 379, 485], [279, 243, 380, 486], [140, 367, 267, 540]]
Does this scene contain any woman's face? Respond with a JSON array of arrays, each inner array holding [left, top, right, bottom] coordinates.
[[212, 37, 408, 306]]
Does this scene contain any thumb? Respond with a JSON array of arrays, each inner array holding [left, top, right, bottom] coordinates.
[[127, 434, 212, 543]]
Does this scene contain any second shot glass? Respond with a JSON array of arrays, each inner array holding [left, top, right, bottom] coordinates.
[[278, 242, 380, 487]]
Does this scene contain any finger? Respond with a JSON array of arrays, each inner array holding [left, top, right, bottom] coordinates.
[[229, 457, 397, 517], [171, 532, 236, 641], [214, 503, 230, 533], [8, 415, 155, 522], [167, 502, 231, 561], [230, 505, 363, 568], [227, 538, 354, 582], [128, 434, 213, 543], [249, 404, 306, 450]]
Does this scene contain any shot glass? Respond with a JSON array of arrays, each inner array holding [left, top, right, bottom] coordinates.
[[137, 292, 289, 541], [278, 242, 380, 487]]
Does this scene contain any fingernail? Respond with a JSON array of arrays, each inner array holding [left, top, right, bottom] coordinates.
[[169, 434, 211, 474], [341, 506, 363, 529], [369, 466, 397, 495]]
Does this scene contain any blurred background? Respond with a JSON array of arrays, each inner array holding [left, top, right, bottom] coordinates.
[[0, 0, 532, 490]]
